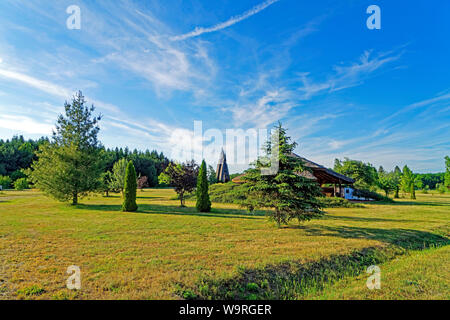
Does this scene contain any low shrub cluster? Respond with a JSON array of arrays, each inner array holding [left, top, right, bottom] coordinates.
[[0, 175, 12, 189], [14, 178, 29, 191], [318, 197, 364, 208], [353, 189, 394, 202], [185, 182, 250, 204]]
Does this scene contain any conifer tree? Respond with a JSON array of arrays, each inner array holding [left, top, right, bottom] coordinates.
[[393, 166, 402, 198], [122, 160, 138, 212], [444, 156, 450, 192], [29, 91, 103, 205], [242, 123, 323, 227], [401, 165, 416, 200], [410, 182, 416, 200], [196, 160, 211, 212]]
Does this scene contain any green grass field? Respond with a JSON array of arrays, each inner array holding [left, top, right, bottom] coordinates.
[[0, 189, 449, 300]]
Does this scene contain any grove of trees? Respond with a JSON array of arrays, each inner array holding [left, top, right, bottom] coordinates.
[[5, 91, 172, 207], [333, 157, 450, 199], [334, 158, 378, 190], [1, 91, 449, 224]]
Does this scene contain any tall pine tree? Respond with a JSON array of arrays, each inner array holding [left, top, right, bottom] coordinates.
[[393, 166, 402, 198], [196, 160, 211, 212], [122, 161, 138, 212], [242, 123, 323, 227], [30, 91, 103, 205], [444, 156, 450, 192], [401, 165, 416, 200]]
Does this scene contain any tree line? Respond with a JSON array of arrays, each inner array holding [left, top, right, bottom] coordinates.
[[1, 91, 449, 226], [333, 157, 450, 199], [0, 119, 170, 192], [2, 91, 213, 214]]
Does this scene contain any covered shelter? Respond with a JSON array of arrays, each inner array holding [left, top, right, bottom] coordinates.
[[232, 153, 354, 198], [290, 153, 354, 197]]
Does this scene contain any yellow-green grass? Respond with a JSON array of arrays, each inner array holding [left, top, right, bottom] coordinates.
[[0, 189, 449, 300], [306, 245, 450, 300]]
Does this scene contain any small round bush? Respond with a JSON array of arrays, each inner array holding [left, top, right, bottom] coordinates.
[[0, 175, 12, 189], [14, 178, 29, 191]]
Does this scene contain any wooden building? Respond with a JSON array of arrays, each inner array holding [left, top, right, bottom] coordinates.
[[232, 153, 354, 198]]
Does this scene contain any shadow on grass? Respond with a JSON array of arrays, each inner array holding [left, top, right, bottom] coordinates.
[[177, 227, 449, 300], [374, 199, 450, 207], [302, 225, 449, 250], [75, 203, 267, 220], [102, 195, 164, 199], [322, 215, 431, 224]]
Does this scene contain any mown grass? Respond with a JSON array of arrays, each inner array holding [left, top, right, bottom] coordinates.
[[306, 245, 450, 300], [177, 233, 448, 300], [0, 189, 449, 300]]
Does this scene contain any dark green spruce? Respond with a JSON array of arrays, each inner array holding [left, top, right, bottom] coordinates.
[[242, 123, 324, 227]]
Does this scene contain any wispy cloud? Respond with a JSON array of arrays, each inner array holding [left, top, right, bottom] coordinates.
[[298, 94, 450, 173], [170, 0, 280, 41], [229, 88, 294, 127], [298, 49, 403, 99], [83, 3, 217, 94], [381, 91, 450, 123], [0, 68, 72, 98], [0, 67, 120, 113]]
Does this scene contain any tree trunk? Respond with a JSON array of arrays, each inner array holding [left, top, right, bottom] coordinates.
[[180, 192, 185, 207], [275, 209, 281, 228], [72, 192, 78, 205], [105, 190, 109, 197], [394, 187, 399, 199], [410, 185, 416, 200]]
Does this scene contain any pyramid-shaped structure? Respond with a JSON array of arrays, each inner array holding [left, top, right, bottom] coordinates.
[[216, 149, 230, 183]]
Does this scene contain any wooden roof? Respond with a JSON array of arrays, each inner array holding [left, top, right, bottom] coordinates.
[[290, 153, 355, 184], [232, 154, 355, 185]]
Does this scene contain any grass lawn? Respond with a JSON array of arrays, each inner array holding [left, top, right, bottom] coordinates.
[[0, 189, 449, 300], [306, 245, 450, 300]]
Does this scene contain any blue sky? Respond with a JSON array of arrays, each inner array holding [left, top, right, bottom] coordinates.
[[0, 0, 449, 173]]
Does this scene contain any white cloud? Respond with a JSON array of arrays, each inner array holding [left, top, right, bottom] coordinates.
[[170, 0, 280, 41], [0, 114, 53, 135], [229, 88, 294, 127]]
